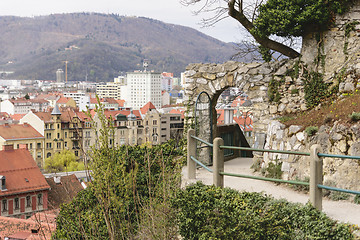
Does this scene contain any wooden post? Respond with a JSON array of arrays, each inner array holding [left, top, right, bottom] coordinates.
[[310, 144, 323, 211], [213, 137, 224, 188], [187, 129, 196, 179]]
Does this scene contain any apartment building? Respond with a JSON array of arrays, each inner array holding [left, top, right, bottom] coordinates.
[[0, 145, 50, 219], [21, 105, 84, 162], [122, 71, 162, 110], [1, 98, 49, 115]]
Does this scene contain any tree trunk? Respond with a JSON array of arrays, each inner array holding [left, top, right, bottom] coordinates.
[[228, 0, 300, 59]]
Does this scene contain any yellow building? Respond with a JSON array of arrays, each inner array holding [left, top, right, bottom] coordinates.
[[0, 123, 44, 167]]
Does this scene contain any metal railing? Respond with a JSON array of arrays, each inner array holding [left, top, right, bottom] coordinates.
[[187, 129, 360, 211]]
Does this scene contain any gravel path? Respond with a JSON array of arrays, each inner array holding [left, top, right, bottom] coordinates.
[[182, 157, 360, 226]]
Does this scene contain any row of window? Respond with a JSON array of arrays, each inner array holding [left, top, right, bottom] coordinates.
[[2, 194, 42, 212]]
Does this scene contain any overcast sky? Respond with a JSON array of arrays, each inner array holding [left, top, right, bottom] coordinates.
[[0, 0, 244, 43]]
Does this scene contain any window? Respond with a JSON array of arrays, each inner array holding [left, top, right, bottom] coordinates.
[[26, 196, 31, 207], [37, 152, 42, 159], [65, 132, 67, 138], [37, 143, 41, 149], [17, 144, 19, 149], [153, 120, 157, 125], [85, 131, 90, 138], [47, 152, 51, 158], [75, 151, 79, 157], [46, 133, 51, 139], [57, 124, 60, 129], [29, 143, 33, 149], [57, 133, 60, 138], [2, 199, 7, 211], [46, 143, 52, 149], [38, 194, 43, 205], [64, 142, 68, 148], [15, 198, 19, 209], [57, 142, 61, 149]]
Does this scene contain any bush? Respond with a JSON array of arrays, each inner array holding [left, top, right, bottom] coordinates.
[[172, 182, 358, 240], [264, 158, 283, 179], [329, 191, 351, 201], [355, 195, 360, 204], [349, 112, 360, 122], [305, 126, 318, 136]]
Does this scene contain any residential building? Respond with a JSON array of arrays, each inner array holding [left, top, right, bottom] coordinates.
[[45, 174, 84, 210], [56, 97, 77, 108], [63, 91, 86, 106], [122, 71, 162, 110], [0, 98, 49, 115], [141, 102, 183, 144], [161, 72, 173, 92], [0, 145, 50, 219], [0, 123, 44, 167], [96, 81, 123, 100], [21, 105, 84, 162]]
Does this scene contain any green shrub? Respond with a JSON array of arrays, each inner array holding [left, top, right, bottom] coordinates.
[[354, 194, 360, 204], [172, 182, 358, 240], [305, 126, 318, 136], [290, 176, 310, 193], [329, 191, 351, 201], [349, 112, 360, 122], [264, 158, 283, 179], [291, 88, 299, 94]]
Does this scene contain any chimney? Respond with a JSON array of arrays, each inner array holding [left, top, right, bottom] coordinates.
[[0, 175, 7, 191], [3, 144, 14, 151]]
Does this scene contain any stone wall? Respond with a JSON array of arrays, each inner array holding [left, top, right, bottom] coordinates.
[[264, 120, 360, 191], [184, 2, 360, 185]]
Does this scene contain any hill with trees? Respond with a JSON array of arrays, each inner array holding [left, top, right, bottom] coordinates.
[[0, 13, 237, 81]]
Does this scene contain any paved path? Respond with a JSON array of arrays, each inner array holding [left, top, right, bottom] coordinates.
[[182, 157, 360, 226]]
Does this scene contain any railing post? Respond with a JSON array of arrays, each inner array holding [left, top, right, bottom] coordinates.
[[310, 144, 323, 211], [187, 129, 196, 179], [213, 137, 224, 188]]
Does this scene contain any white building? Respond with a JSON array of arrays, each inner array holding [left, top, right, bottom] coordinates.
[[0, 99, 49, 115], [123, 72, 162, 110], [96, 76, 126, 100], [63, 91, 86, 106]]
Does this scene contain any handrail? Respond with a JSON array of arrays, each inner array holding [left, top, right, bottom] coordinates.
[[190, 155, 213, 173], [220, 171, 309, 186], [318, 184, 360, 195], [318, 153, 360, 160], [191, 135, 213, 147], [219, 145, 310, 156]]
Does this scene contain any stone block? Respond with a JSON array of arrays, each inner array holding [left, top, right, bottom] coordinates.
[[196, 78, 208, 84], [184, 70, 196, 77], [208, 81, 216, 94], [202, 72, 217, 80], [296, 132, 305, 142], [289, 125, 302, 135], [269, 105, 278, 114]]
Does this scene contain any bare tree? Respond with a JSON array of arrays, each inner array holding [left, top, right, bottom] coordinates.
[[180, 0, 300, 59]]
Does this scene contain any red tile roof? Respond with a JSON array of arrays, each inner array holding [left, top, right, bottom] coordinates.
[[45, 174, 84, 210], [169, 108, 185, 119], [0, 124, 44, 140], [0, 148, 50, 197], [10, 114, 26, 121], [34, 112, 52, 122], [104, 98, 118, 104], [140, 102, 157, 115], [57, 97, 71, 104], [115, 99, 125, 107], [0, 215, 55, 240]]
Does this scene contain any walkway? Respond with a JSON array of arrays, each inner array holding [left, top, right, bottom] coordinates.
[[182, 157, 360, 226]]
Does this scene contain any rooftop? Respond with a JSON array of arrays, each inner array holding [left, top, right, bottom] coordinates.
[[0, 147, 50, 196]]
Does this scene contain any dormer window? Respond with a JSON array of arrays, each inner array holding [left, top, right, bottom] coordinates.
[[0, 175, 6, 191]]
